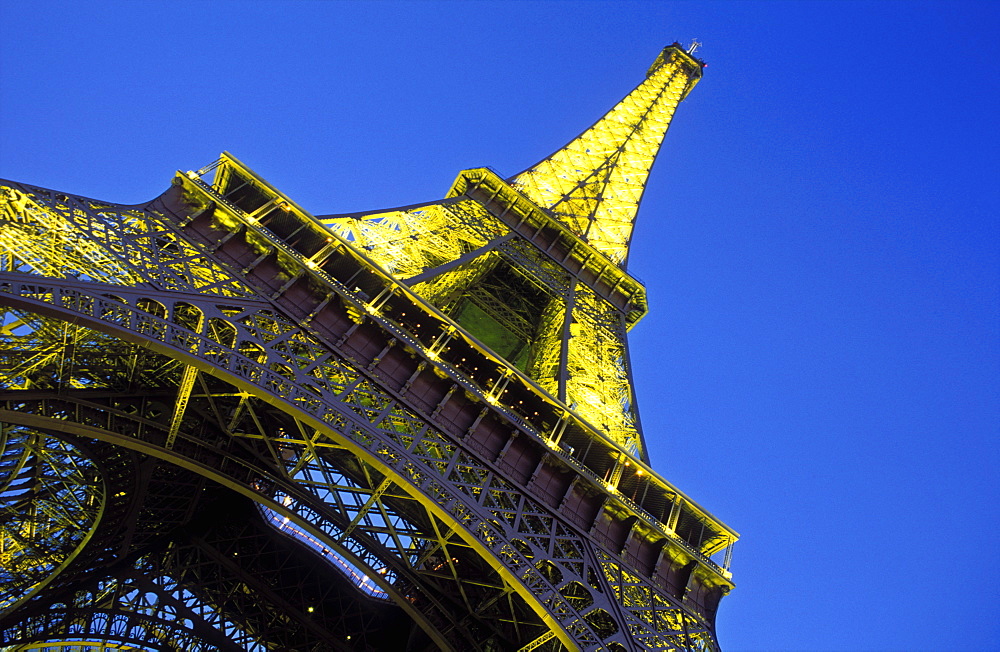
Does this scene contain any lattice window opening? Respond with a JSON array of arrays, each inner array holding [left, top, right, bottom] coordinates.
[[483, 487, 522, 515], [205, 317, 237, 348], [272, 457, 425, 578], [306, 361, 357, 395], [262, 458, 548, 640], [121, 564, 270, 652], [449, 454, 490, 483], [258, 500, 392, 601], [557, 581, 595, 612], [534, 559, 564, 587], [378, 410, 425, 439], [344, 385, 394, 421], [236, 310, 296, 343], [581, 608, 619, 641], [410, 437, 455, 462], [170, 301, 204, 333], [272, 334, 336, 370], [153, 535, 349, 649]]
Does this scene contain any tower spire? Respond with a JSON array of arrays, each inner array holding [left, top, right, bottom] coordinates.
[[509, 44, 704, 266]]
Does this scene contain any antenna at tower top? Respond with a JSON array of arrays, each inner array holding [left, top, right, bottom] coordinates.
[[687, 39, 702, 54]]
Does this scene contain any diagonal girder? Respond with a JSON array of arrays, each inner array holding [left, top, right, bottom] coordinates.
[[0, 155, 734, 651], [0, 269, 719, 650]]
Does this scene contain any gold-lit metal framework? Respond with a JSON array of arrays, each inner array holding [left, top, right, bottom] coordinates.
[[0, 431, 103, 614], [322, 45, 703, 457], [0, 43, 735, 651], [510, 46, 703, 266], [322, 165, 650, 456]]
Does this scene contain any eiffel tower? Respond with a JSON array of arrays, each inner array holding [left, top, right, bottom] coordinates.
[[0, 43, 736, 651]]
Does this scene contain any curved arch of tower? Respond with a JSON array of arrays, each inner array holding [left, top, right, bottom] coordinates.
[[0, 44, 736, 651]]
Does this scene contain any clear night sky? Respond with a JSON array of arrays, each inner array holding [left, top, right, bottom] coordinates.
[[2, 1, 997, 650]]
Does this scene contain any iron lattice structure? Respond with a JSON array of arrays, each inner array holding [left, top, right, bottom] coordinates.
[[0, 44, 736, 651]]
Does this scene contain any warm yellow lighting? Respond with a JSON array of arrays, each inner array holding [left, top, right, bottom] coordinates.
[[314, 46, 704, 459], [510, 48, 701, 266]]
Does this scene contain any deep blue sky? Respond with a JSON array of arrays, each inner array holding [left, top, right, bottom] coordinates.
[[2, 2, 998, 650]]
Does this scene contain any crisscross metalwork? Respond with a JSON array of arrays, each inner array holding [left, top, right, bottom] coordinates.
[[0, 43, 735, 652], [510, 45, 704, 266]]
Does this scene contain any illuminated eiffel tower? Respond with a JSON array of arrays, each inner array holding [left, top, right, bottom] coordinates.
[[0, 43, 736, 651]]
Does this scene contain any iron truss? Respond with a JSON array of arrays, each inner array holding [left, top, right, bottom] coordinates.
[[509, 45, 704, 266], [1, 43, 735, 651]]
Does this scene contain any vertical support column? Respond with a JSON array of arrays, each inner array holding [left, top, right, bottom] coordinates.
[[487, 373, 511, 404], [618, 311, 648, 462], [667, 495, 682, 533], [606, 454, 626, 491], [166, 307, 204, 450], [366, 287, 395, 314], [557, 278, 576, 403], [427, 327, 455, 359], [548, 411, 569, 449], [167, 366, 199, 450]]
